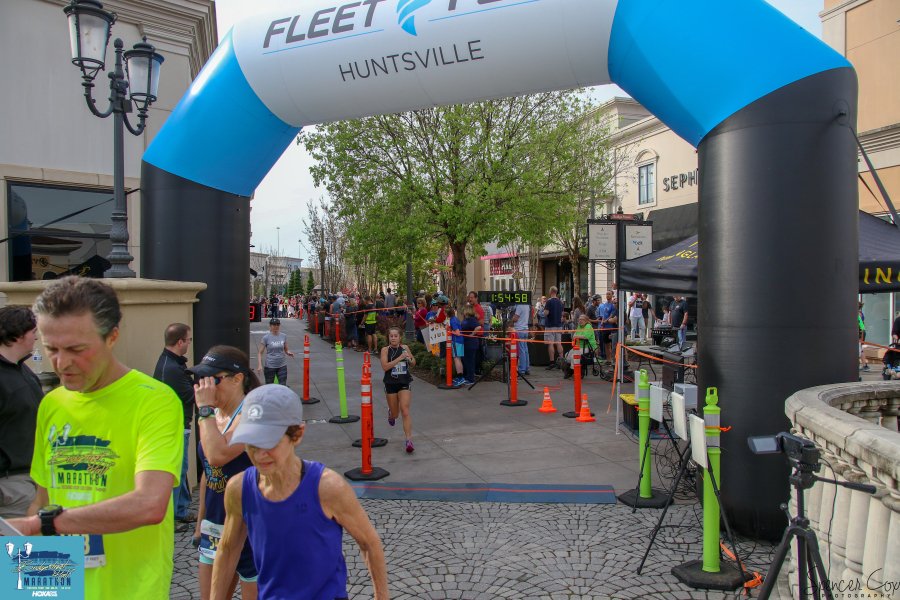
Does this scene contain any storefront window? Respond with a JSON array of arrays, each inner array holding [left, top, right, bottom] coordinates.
[[861, 292, 896, 347], [638, 163, 655, 205], [7, 183, 113, 281]]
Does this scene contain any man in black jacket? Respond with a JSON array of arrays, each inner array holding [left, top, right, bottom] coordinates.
[[152, 323, 195, 527], [0, 306, 44, 517]]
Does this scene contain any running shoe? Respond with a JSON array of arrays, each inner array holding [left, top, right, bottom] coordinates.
[[388, 414, 396, 427], [463, 380, 475, 386], [405, 440, 414, 453]]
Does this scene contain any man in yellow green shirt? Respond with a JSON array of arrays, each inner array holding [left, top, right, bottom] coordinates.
[[8, 277, 183, 600]]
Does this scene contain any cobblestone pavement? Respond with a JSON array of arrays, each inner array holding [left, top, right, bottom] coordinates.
[[171, 493, 780, 599]]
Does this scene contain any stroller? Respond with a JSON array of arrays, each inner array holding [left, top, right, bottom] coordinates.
[[562, 343, 601, 378], [882, 343, 900, 380]]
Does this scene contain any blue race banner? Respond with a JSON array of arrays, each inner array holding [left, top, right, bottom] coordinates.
[[2, 536, 84, 599]]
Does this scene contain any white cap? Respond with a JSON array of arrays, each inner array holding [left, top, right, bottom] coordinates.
[[230, 385, 303, 449]]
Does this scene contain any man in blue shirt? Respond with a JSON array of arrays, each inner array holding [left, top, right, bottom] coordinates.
[[597, 292, 617, 361], [542, 287, 564, 368]]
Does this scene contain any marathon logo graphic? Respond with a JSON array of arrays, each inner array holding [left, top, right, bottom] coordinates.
[[3, 538, 84, 599], [46, 426, 118, 491], [204, 464, 228, 493]]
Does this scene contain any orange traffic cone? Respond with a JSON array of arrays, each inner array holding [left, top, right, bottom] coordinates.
[[539, 386, 557, 413], [576, 393, 596, 422]]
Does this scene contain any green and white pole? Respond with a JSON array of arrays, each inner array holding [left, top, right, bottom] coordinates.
[[617, 369, 668, 509], [671, 386, 744, 590], [702, 387, 721, 573], [329, 342, 360, 424], [638, 369, 652, 499]]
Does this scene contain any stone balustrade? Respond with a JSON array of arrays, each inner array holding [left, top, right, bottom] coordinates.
[[784, 381, 900, 599]]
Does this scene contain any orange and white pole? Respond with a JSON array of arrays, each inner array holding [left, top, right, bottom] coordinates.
[[438, 323, 458, 390], [564, 340, 582, 418], [345, 354, 389, 481], [501, 331, 526, 406], [446, 324, 453, 385], [301, 334, 320, 405]]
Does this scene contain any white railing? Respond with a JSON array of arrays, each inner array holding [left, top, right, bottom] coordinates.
[[784, 381, 900, 599]]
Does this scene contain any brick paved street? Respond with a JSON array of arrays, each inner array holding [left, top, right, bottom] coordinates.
[[171, 495, 779, 599]]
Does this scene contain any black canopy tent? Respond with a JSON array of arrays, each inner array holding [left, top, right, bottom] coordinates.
[[620, 211, 900, 295]]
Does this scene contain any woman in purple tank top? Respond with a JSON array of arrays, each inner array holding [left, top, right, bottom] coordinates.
[[208, 384, 388, 600]]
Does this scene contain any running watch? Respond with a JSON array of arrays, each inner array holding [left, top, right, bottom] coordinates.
[[38, 505, 64, 536]]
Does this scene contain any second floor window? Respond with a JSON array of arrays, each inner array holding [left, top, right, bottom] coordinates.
[[638, 163, 655, 205]]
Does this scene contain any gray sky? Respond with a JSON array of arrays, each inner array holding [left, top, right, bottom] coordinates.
[[213, 0, 825, 264]]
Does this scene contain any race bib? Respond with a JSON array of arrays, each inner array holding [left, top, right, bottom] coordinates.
[[83, 534, 106, 568], [391, 361, 408, 378], [199, 519, 224, 560]]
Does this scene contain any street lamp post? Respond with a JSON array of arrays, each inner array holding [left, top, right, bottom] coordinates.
[[276, 226, 281, 257], [63, 0, 164, 278]]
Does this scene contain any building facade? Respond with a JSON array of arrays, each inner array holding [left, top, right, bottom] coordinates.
[[823, 0, 899, 347], [250, 251, 311, 298], [1, 0, 217, 282]]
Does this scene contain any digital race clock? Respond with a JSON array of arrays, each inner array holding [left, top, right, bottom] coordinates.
[[477, 290, 532, 306]]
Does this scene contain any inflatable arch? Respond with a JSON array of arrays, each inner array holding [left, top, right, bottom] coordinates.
[[142, 0, 858, 539]]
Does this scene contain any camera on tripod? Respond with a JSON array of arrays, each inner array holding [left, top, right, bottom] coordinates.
[[748, 431, 822, 490], [748, 432, 877, 600], [748, 432, 820, 467]]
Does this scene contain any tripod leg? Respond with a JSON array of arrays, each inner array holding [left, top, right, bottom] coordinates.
[[661, 418, 680, 456], [467, 358, 498, 390], [631, 440, 651, 514], [705, 467, 750, 584], [518, 372, 536, 390], [758, 526, 799, 600], [802, 529, 834, 600], [636, 442, 692, 574]]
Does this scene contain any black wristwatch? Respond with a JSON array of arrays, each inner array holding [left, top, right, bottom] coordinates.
[[198, 405, 216, 419], [38, 505, 64, 536]]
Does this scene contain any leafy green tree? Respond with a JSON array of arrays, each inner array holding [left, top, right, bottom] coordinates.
[[285, 269, 297, 297], [303, 92, 613, 308], [541, 107, 627, 300], [305, 270, 315, 296]]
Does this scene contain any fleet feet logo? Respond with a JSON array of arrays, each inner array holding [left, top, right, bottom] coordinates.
[[397, 0, 433, 36], [3, 537, 84, 598]]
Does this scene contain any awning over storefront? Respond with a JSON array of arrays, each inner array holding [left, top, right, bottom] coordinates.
[[621, 211, 900, 294], [480, 252, 517, 260], [647, 203, 698, 252]]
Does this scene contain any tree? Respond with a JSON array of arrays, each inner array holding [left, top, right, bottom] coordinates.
[[286, 269, 300, 297], [305, 270, 315, 296], [302, 91, 608, 308], [542, 107, 631, 301], [301, 198, 351, 294]]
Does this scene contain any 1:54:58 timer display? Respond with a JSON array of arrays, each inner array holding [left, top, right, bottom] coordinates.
[[476, 291, 532, 306]]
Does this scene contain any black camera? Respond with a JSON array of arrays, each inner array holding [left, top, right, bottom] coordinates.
[[748, 432, 821, 471]]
